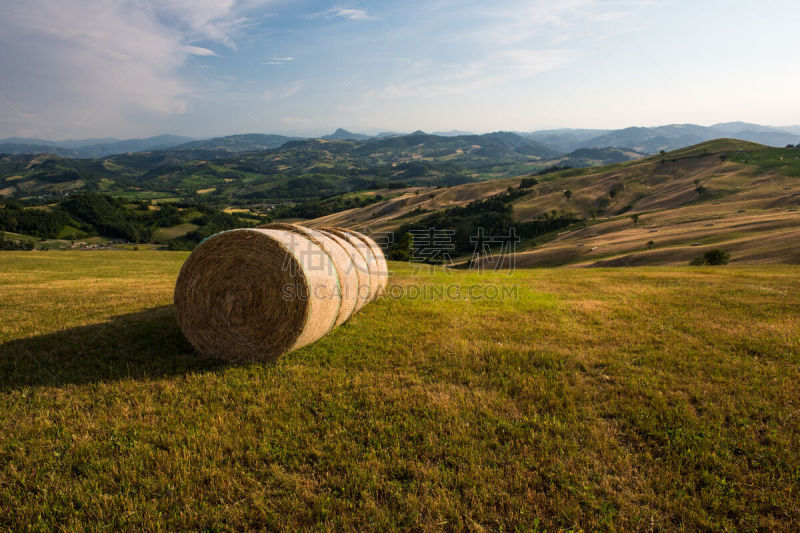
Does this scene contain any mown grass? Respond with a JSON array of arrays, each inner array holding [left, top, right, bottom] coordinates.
[[1, 252, 799, 531]]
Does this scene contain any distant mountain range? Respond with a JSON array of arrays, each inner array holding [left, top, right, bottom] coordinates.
[[522, 122, 800, 154], [0, 134, 194, 158], [321, 128, 372, 141], [2, 122, 798, 160]]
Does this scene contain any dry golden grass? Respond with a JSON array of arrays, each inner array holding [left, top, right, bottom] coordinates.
[[310, 141, 800, 268]]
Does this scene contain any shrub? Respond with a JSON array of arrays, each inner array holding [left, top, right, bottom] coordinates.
[[387, 232, 412, 261], [690, 249, 730, 266]]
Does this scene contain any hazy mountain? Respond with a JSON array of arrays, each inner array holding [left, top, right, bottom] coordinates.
[[522, 129, 611, 153], [559, 147, 645, 167], [573, 125, 716, 154], [0, 143, 84, 157], [76, 135, 195, 156], [710, 122, 783, 134], [778, 125, 800, 135], [527, 124, 797, 154], [0, 136, 120, 148], [321, 128, 371, 141], [0, 134, 194, 158], [432, 130, 475, 137]]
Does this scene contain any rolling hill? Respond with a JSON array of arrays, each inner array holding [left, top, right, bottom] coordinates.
[[175, 134, 300, 153], [0, 131, 640, 204], [304, 139, 800, 267]]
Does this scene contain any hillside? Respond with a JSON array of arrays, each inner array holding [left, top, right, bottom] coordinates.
[[175, 134, 299, 153], [305, 139, 800, 266]]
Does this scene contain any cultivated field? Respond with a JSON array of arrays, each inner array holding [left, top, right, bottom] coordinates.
[[1, 252, 799, 530]]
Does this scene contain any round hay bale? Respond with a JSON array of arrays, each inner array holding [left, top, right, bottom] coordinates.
[[319, 227, 379, 302], [337, 228, 388, 295], [173, 228, 341, 360], [259, 223, 359, 327]]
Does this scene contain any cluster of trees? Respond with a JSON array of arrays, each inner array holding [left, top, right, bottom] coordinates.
[[0, 231, 34, 250], [0, 200, 71, 238], [0, 194, 257, 247], [60, 194, 180, 242], [390, 188, 579, 258], [0, 194, 188, 242], [271, 194, 384, 220], [536, 165, 572, 176], [167, 208, 255, 251]]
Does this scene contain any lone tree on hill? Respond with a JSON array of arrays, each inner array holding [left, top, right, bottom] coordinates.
[[690, 249, 730, 266], [563, 189, 572, 200], [630, 213, 640, 224], [647, 240, 654, 250]]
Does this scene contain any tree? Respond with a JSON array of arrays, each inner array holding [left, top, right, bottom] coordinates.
[[647, 240, 654, 250], [690, 249, 730, 266], [563, 189, 572, 201], [660, 150, 666, 164], [630, 213, 640, 224], [387, 231, 413, 261]]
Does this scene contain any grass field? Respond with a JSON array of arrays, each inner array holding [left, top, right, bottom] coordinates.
[[1, 251, 799, 530]]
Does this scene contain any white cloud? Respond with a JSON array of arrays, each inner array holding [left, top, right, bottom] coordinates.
[[0, 0, 270, 138], [263, 57, 295, 65], [313, 7, 375, 21], [184, 46, 219, 56]]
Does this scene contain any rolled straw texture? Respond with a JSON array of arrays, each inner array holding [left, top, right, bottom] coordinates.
[[319, 227, 381, 301], [317, 229, 371, 313], [259, 223, 359, 327], [338, 228, 388, 296], [174, 228, 340, 360]]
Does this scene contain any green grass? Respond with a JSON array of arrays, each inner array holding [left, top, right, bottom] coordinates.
[[152, 223, 199, 243], [1, 252, 799, 530], [728, 147, 800, 177]]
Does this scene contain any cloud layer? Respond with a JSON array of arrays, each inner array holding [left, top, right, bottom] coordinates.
[[0, 0, 266, 138]]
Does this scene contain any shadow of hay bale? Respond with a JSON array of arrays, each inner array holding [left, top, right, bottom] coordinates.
[[0, 306, 230, 392]]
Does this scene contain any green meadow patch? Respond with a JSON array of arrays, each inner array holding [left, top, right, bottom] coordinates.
[[0, 252, 798, 530]]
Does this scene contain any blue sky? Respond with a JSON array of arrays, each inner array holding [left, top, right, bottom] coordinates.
[[1, 0, 799, 139]]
